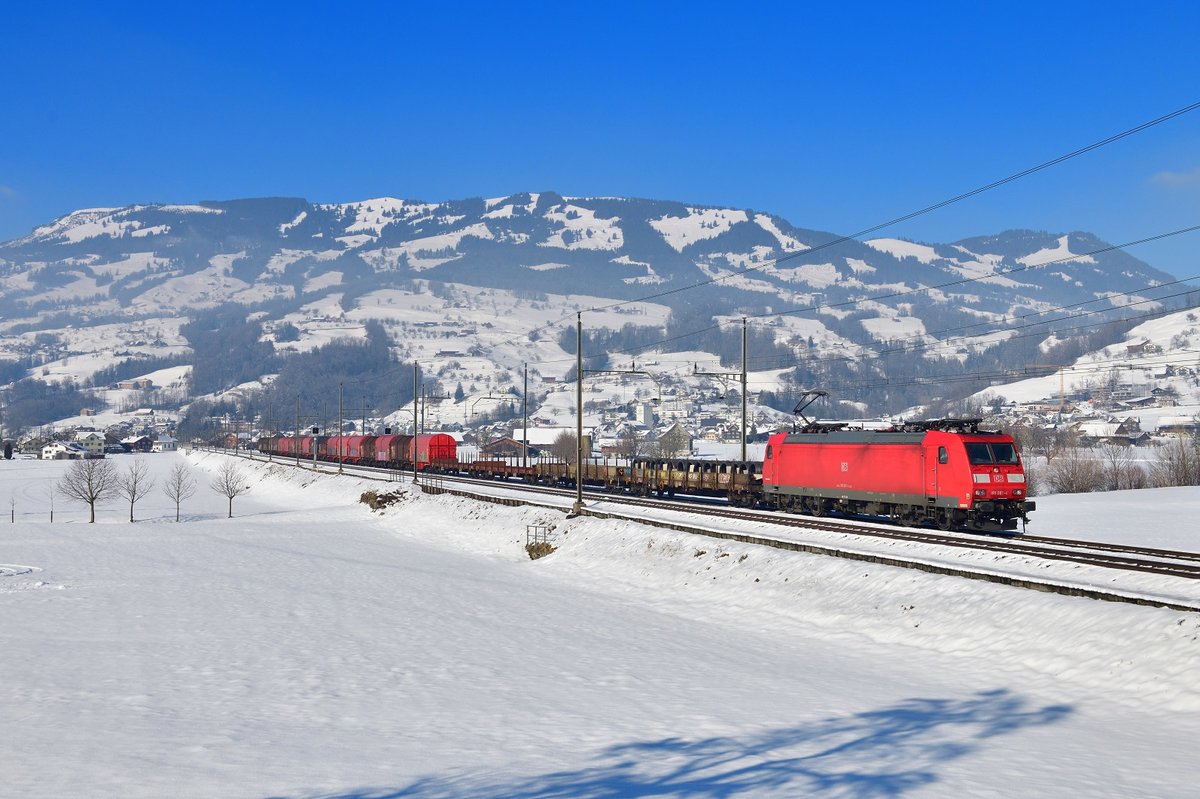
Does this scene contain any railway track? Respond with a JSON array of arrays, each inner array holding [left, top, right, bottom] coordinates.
[[420, 470, 1200, 581], [620, 497, 1200, 581], [226, 449, 1200, 611]]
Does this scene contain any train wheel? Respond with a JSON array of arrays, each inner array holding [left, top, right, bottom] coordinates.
[[936, 510, 955, 531], [811, 499, 827, 517]]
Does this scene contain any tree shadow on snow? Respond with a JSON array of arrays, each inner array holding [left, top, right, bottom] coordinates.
[[275, 688, 1071, 799]]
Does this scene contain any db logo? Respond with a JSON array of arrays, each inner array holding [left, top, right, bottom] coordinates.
[[841, 462, 849, 472]]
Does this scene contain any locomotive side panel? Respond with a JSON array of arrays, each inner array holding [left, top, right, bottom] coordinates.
[[765, 431, 929, 503]]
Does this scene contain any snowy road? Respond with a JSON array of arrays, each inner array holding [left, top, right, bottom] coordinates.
[[1, 453, 1197, 797]]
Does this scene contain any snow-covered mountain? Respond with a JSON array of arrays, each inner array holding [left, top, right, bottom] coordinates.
[[0, 193, 1188, 434], [0, 194, 1176, 319]]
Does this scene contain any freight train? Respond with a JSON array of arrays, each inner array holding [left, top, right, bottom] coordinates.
[[259, 432, 459, 471], [256, 418, 1034, 533]]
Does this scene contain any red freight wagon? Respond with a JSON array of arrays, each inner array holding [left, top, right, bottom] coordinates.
[[372, 434, 414, 467], [316, 436, 334, 460], [411, 433, 457, 470], [298, 435, 323, 459], [322, 435, 377, 463], [341, 435, 376, 463], [762, 420, 1033, 532]]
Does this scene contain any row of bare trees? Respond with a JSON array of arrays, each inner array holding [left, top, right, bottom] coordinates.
[[1040, 438, 1200, 495], [54, 458, 251, 522]]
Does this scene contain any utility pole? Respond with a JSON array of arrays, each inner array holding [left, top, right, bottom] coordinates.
[[523, 362, 529, 469], [412, 362, 420, 483], [338, 382, 344, 473], [295, 397, 301, 467], [740, 316, 748, 462], [694, 317, 750, 461], [574, 312, 584, 515], [267, 396, 273, 462]]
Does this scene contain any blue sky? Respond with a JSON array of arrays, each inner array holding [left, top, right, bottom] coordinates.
[[2, 2, 1198, 276]]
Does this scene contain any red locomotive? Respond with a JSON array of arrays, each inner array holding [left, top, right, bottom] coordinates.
[[762, 418, 1034, 532]]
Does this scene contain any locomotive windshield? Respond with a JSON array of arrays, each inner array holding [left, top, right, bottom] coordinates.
[[965, 441, 1020, 465]]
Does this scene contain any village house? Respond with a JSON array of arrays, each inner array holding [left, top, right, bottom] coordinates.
[[122, 435, 153, 453], [1156, 416, 1200, 437], [42, 442, 90, 460], [151, 434, 178, 453], [482, 436, 527, 458], [74, 431, 105, 456]]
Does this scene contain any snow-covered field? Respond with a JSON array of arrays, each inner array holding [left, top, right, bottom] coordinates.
[[2, 453, 1198, 798]]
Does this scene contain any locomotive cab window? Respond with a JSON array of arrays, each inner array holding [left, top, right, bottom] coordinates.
[[965, 442, 1020, 465], [965, 442, 993, 464], [938, 446, 948, 464], [990, 442, 1020, 464], [766, 444, 773, 460]]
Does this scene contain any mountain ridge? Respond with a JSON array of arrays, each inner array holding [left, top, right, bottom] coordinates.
[[0, 193, 1187, 434]]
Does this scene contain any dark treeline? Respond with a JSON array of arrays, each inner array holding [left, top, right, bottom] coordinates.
[[3, 378, 94, 431], [176, 397, 243, 442], [0, 357, 32, 385], [86, 354, 191, 388], [558, 323, 666, 357], [177, 320, 415, 440], [261, 320, 412, 425], [182, 306, 278, 395]]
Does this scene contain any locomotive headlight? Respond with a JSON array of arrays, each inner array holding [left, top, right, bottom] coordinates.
[[973, 473, 991, 483], [975, 488, 986, 496], [1007, 473, 1025, 483], [1012, 489, 1024, 496]]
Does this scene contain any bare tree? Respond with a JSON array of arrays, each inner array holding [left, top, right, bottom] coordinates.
[[1045, 449, 1104, 494], [57, 458, 119, 523], [1010, 424, 1055, 463], [163, 462, 197, 522], [210, 460, 251, 518], [1049, 426, 1082, 462], [1022, 462, 1042, 498], [116, 458, 156, 522], [1097, 443, 1147, 491], [613, 427, 645, 459], [1150, 437, 1200, 488], [549, 431, 577, 461]]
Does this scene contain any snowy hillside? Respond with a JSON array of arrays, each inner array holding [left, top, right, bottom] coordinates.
[[971, 303, 1200, 433], [0, 195, 1177, 332], [0, 194, 1190, 436]]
